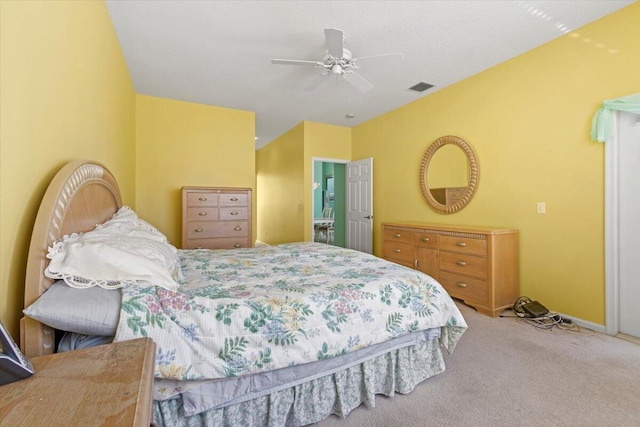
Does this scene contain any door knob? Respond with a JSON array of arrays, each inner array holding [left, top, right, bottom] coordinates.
[[364, 215, 373, 219]]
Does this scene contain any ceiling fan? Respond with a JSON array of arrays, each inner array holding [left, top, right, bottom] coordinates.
[[271, 28, 404, 93]]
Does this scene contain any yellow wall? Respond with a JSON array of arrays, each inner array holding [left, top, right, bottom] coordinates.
[[135, 95, 255, 247], [256, 123, 305, 244], [256, 121, 351, 244], [0, 1, 135, 338], [352, 2, 640, 325]]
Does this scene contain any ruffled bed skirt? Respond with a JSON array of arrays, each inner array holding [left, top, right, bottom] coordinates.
[[153, 338, 445, 427]]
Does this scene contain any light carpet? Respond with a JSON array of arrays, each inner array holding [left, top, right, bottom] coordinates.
[[316, 301, 640, 427]]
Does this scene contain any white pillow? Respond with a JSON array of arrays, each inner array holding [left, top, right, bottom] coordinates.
[[44, 206, 180, 290], [23, 281, 121, 336], [94, 206, 171, 245], [97, 206, 182, 274]]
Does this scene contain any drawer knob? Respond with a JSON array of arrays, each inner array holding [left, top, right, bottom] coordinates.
[[456, 242, 467, 247], [194, 228, 203, 233], [456, 260, 467, 266], [456, 282, 467, 288], [233, 244, 241, 248], [393, 233, 401, 238], [198, 212, 208, 216], [198, 197, 208, 201], [230, 197, 239, 201], [230, 211, 239, 216], [234, 226, 242, 231], [421, 237, 430, 242], [393, 249, 401, 253]]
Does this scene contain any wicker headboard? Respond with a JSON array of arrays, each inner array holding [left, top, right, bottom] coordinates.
[[20, 160, 122, 357]]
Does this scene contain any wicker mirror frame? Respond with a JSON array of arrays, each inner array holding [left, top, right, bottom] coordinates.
[[419, 135, 479, 214]]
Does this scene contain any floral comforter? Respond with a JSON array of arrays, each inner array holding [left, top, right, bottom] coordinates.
[[114, 242, 467, 381]]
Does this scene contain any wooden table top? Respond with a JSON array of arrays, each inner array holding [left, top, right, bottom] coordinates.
[[0, 337, 155, 427]]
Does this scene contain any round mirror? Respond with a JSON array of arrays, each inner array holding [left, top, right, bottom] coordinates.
[[419, 135, 479, 214]]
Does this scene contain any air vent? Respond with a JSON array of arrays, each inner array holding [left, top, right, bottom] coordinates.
[[409, 82, 434, 92]]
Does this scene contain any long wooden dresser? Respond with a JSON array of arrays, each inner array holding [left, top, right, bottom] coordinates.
[[182, 186, 252, 249], [382, 222, 519, 317]]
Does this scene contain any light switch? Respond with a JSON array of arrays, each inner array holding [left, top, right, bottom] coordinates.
[[536, 202, 546, 214]]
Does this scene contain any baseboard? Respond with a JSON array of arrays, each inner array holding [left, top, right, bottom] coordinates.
[[558, 313, 606, 334]]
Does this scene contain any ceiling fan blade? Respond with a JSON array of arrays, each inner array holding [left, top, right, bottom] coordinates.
[[324, 28, 344, 58], [353, 53, 405, 63], [343, 71, 374, 93], [303, 73, 328, 92], [271, 59, 323, 66]]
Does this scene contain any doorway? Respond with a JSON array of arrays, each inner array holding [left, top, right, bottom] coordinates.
[[311, 157, 374, 253], [313, 160, 346, 247], [606, 110, 640, 338]]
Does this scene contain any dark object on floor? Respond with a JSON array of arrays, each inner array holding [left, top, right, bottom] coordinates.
[[522, 300, 549, 318], [513, 296, 549, 318]]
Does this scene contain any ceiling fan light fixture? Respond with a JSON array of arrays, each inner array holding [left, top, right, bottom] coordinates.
[[409, 82, 434, 92], [271, 28, 401, 93]]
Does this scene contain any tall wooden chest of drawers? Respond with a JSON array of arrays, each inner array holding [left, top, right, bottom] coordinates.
[[382, 222, 519, 317], [181, 186, 252, 250]]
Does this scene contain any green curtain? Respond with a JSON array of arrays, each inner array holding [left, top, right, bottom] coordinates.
[[591, 93, 640, 142]]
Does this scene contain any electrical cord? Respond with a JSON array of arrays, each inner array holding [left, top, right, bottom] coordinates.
[[513, 296, 533, 317], [501, 296, 593, 335]]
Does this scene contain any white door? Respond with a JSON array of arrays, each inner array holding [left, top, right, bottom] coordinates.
[[346, 158, 373, 253], [618, 111, 640, 337]]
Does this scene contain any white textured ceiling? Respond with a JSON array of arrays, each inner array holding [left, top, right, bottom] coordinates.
[[106, 0, 634, 149]]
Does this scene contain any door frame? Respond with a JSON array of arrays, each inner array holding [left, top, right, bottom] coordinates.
[[311, 157, 348, 243], [604, 112, 620, 335], [605, 111, 640, 336]]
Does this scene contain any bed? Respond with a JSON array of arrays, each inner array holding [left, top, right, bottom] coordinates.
[[20, 160, 467, 426]]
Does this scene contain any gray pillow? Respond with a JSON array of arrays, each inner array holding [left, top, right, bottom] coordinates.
[[23, 281, 121, 336]]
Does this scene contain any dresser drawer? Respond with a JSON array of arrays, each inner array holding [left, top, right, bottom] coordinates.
[[184, 237, 249, 250], [186, 221, 249, 239], [383, 227, 413, 244], [383, 241, 415, 264], [218, 221, 249, 237], [186, 192, 219, 207], [186, 207, 218, 221], [186, 222, 217, 239], [439, 251, 487, 279], [439, 271, 488, 303], [219, 207, 248, 220], [413, 231, 438, 249], [439, 235, 486, 256], [220, 193, 248, 206]]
